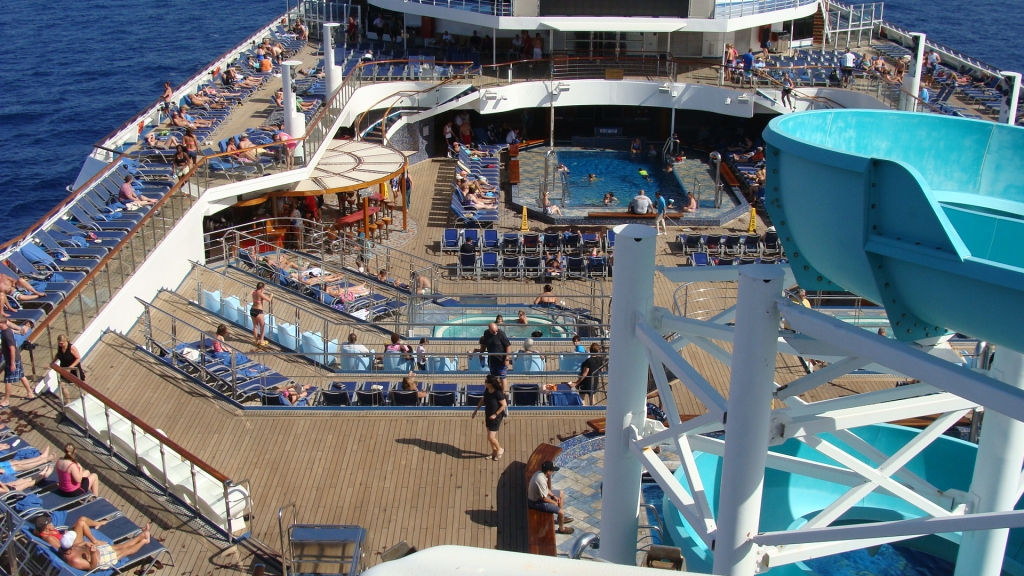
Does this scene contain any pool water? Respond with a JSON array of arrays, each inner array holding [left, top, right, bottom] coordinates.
[[556, 150, 688, 208], [803, 544, 954, 576], [432, 315, 571, 339]]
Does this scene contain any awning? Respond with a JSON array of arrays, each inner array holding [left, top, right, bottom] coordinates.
[[538, 18, 687, 33], [293, 139, 407, 195]]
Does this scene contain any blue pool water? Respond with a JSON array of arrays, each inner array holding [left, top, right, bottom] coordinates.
[[804, 544, 954, 576], [433, 315, 570, 339], [556, 150, 688, 208]]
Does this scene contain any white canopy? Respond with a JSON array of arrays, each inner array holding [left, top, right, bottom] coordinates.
[[295, 139, 406, 194]]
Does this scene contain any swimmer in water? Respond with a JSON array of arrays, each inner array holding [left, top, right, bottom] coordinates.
[[587, 174, 597, 182], [638, 168, 651, 181]]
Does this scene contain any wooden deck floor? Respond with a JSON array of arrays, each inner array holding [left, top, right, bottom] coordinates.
[[4, 153, 903, 574]]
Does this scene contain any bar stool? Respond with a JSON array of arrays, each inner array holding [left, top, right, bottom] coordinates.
[[378, 217, 392, 240]]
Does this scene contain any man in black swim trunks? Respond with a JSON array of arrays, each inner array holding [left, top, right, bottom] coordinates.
[[251, 282, 273, 346], [479, 323, 511, 389]]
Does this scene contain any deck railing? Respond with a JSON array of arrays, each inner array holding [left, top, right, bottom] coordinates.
[[52, 363, 253, 538], [714, 0, 818, 19]]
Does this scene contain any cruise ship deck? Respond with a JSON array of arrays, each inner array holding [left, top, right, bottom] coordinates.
[[3, 156, 905, 573]]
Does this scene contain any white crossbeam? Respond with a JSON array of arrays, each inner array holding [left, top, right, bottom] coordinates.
[[780, 393, 975, 440], [779, 299, 1024, 421], [688, 435, 869, 488], [630, 436, 715, 546], [656, 312, 736, 343], [800, 436, 954, 518], [635, 412, 724, 449], [656, 263, 795, 285], [759, 534, 945, 568], [800, 411, 966, 530], [783, 382, 940, 418], [636, 321, 728, 415], [830, 429, 942, 499], [775, 357, 872, 399], [756, 509, 1024, 547]]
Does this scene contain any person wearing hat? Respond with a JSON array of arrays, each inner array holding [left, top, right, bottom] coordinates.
[[528, 460, 574, 534], [61, 522, 152, 571], [0, 316, 35, 407]]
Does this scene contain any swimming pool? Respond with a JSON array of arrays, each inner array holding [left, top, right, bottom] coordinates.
[[432, 314, 571, 339], [556, 150, 688, 208]]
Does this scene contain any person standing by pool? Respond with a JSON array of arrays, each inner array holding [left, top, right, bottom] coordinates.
[[573, 343, 602, 406], [251, 282, 273, 346], [630, 138, 641, 154], [472, 375, 507, 460], [479, 323, 511, 389], [534, 284, 558, 307], [654, 191, 668, 236]]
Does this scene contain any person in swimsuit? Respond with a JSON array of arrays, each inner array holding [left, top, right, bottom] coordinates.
[[0, 446, 52, 478], [251, 282, 273, 346], [0, 463, 55, 493], [34, 513, 108, 550], [533, 284, 559, 307], [53, 334, 83, 403], [182, 128, 199, 164], [161, 81, 173, 110], [56, 443, 100, 497], [171, 145, 191, 179], [60, 524, 152, 571], [471, 375, 508, 461], [212, 324, 228, 353]]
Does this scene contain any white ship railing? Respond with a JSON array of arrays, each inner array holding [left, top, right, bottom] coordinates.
[[714, 0, 818, 19]]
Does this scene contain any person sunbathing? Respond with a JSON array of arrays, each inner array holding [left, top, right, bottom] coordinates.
[[464, 189, 496, 210], [60, 524, 152, 571], [279, 383, 313, 404], [292, 269, 342, 284], [34, 513, 109, 550], [400, 373, 427, 400], [144, 132, 180, 149], [545, 253, 563, 277], [0, 463, 55, 494], [178, 107, 214, 128], [188, 92, 227, 109], [1, 275, 46, 303], [236, 137, 261, 163], [325, 283, 370, 299]]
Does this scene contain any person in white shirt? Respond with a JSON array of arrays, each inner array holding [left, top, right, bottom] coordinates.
[[340, 333, 371, 366], [506, 128, 518, 144], [840, 49, 856, 87], [630, 190, 653, 214], [527, 461, 574, 534]]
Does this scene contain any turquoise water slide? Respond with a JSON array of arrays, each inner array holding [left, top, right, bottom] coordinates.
[[663, 425, 1024, 574], [761, 110, 1024, 351]]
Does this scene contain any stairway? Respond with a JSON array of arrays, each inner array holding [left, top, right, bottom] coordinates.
[[427, 159, 458, 229]]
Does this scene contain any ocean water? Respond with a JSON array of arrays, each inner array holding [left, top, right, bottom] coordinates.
[[0, 0, 282, 243], [0, 0, 1019, 243]]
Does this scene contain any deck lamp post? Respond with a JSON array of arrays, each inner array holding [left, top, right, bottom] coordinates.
[[899, 32, 926, 112], [999, 71, 1021, 126]]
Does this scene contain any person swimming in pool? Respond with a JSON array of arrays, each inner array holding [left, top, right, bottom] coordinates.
[[602, 192, 618, 206], [587, 174, 598, 182], [638, 168, 651, 181]]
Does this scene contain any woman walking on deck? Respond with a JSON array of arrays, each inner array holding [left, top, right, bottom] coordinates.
[[472, 375, 508, 460]]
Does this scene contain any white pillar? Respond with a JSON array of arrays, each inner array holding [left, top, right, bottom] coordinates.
[[600, 223, 659, 565], [999, 71, 1021, 125], [712, 265, 784, 576], [281, 59, 306, 140], [955, 349, 1024, 576], [900, 33, 926, 112], [323, 23, 342, 98]]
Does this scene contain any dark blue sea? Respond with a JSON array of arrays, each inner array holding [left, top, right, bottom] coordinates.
[[0, 0, 1019, 243]]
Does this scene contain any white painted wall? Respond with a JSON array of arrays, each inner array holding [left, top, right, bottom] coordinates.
[[474, 80, 757, 118]]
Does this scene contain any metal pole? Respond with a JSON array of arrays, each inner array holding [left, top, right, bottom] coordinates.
[[599, 223, 658, 565], [955, 349, 1024, 576], [900, 32, 926, 111], [710, 151, 723, 209], [712, 265, 784, 576]]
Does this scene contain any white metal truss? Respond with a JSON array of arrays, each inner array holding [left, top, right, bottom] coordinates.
[[624, 264, 1024, 572]]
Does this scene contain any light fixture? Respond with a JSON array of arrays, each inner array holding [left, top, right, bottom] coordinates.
[[737, 93, 750, 102], [659, 83, 671, 93], [725, 97, 732, 105], [482, 90, 499, 100]]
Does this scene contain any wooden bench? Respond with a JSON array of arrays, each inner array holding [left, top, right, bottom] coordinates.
[[586, 212, 688, 219], [525, 443, 563, 556]]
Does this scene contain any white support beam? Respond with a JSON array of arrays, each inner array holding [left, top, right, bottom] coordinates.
[[635, 412, 724, 448], [656, 263, 796, 285], [775, 357, 872, 399], [656, 311, 736, 342], [688, 435, 869, 488], [637, 321, 728, 415], [783, 382, 940, 418], [830, 429, 942, 499], [800, 411, 966, 530], [800, 436, 954, 518], [630, 438, 715, 547], [760, 534, 931, 569], [645, 346, 685, 427], [780, 393, 975, 441], [779, 299, 1024, 421], [676, 435, 718, 535], [690, 335, 734, 365], [755, 509, 1024, 547]]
